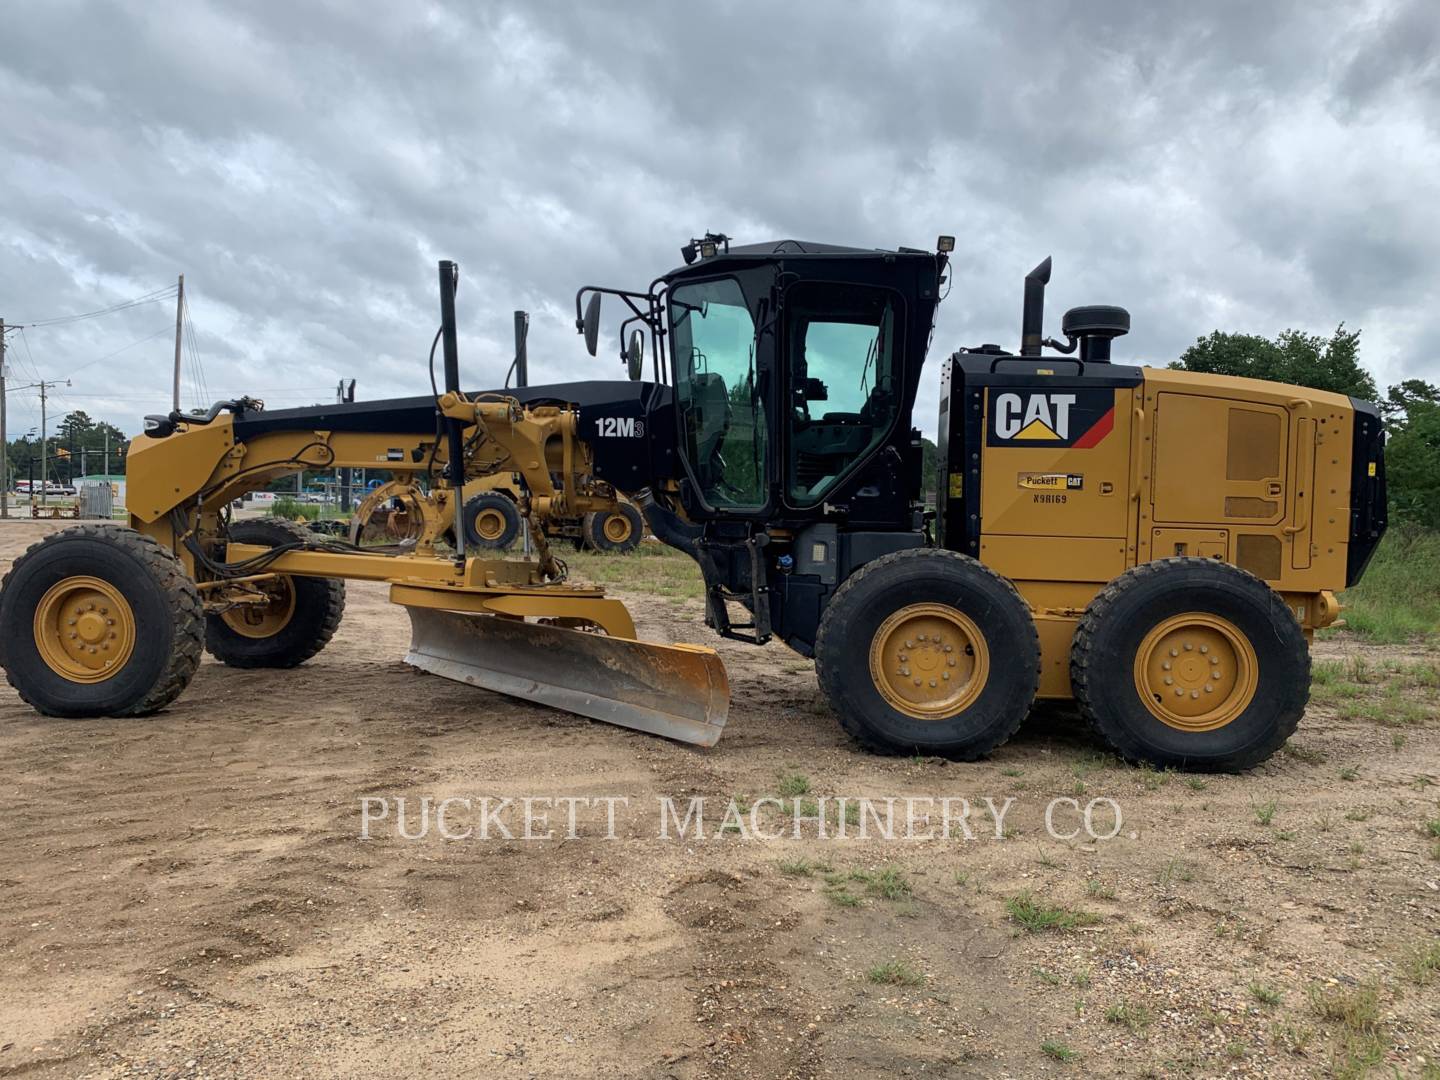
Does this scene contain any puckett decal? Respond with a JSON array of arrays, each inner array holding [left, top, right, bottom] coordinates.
[[986, 388, 1116, 448]]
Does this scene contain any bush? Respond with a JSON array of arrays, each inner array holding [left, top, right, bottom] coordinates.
[[269, 497, 319, 521], [1329, 526, 1440, 643]]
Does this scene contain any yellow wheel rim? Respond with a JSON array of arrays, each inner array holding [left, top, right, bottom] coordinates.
[[868, 603, 989, 719], [602, 512, 634, 544], [220, 578, 297, 639], [474, 508, 507, 541], [33, 575, 137, 683], [1133, 612, 1258, 732]]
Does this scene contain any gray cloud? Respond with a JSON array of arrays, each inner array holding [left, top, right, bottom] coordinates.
[[1, 0, 1436, 444]]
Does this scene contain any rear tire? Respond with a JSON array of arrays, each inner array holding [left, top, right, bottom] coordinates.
[[462, 493, 522, 550], [815, 548, 1040, 758], [205, 518, 345, 668], [1070, 558, 1308, 772], [583, 504, 644, 553], [0, 524, 202, 717]]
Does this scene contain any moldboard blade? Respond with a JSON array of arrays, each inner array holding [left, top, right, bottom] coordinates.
[[402, 606, 730, 747]]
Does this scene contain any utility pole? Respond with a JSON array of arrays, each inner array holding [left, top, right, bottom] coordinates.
[[31, 378, 69, 508], [337, 378, 355, 511], [104, 428, 109, 478], [172, 273, 185, 411]]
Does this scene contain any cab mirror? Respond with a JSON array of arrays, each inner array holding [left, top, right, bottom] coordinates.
[[626, 329, 645, 381], [582, 292, 602, 357]]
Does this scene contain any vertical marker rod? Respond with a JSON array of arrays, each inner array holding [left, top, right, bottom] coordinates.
[[437, 261, 467, 571]]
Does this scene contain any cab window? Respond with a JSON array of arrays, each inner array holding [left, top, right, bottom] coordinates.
[[786, 282, 900, 505], [670, 278, 767, 509]]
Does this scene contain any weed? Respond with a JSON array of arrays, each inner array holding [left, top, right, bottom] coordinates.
[[1040, 1041, 1078, 1063], [1084, 878, 1116, 900], [1033, 966, 1063, 986], [778, 858, 814, 876], [1271, 1022, 1313, 1055], [1403, 940, 1440, 985], [1037, 852, 1061, 870], [1424, 817, 1440, 839], [1393, 732, 1408, 752], [1225, 1040, 1247, 1059], [1185, 776, 1207, 791], [1282, 742, 1328, 765], [1249, 981, 1284, 1006], [1000, 766, 1023, 777], [1005, 892, 1101, 933], [1157, 858, 1194, 887], [1338, 766, 1360, 782], [1073, 967, 1092, 989], [866, 959, 924, 986], [1104, 1001, 1153, 1031], [1253, 799, 1278, 826], [1344, 808, 1371, 822], [1276, 829, 1296, 841], [826, 888, 861, 908], [777, 772, 811, 798]]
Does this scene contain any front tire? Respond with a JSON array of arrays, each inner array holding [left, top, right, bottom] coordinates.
[[0, 524, 202, 717], [205, 519, 345, 668], [1070, 558, 1309, 772], [815, 549, 1040, 758]]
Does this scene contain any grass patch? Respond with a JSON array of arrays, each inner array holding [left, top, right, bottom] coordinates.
[[777, 772, 811, 798], [866, 959, 924, 986], [1103, 1000, 1153, 1031], [1249, 981, 1284, 1006], [1253, 799, 1278, 826], [1403, 940, 1440, 985], [1006, 892, 1101, 933], [848, 865, 913, 901], [1324, 527, 1440, 643], [567, 544, 705, 600], [1040, 1040, 1079, 1062]]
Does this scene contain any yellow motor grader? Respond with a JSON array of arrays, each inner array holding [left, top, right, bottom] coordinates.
[[0, 241, 1388, 769]]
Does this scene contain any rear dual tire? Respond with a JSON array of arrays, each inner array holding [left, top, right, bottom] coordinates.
[[1071, 557, 1308, 772], [583, 504, 644, 553]]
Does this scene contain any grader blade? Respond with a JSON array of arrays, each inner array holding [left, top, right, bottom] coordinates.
[[402, 607, 730, 746]]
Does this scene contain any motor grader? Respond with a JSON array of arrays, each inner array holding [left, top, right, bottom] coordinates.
[[0, 239, 1387, 770]]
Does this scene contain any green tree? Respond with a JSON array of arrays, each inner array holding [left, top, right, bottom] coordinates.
[[1382, 379, 1440, 528], [1173, 325, 1377, 400]]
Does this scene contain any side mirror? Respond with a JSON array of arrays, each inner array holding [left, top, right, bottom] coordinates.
[[804, 377, 828, 402], [626, 330, 645, 381], [582, 292, 602, 357]]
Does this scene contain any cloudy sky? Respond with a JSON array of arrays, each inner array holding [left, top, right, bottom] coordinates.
[[2, 0, 1437, 446]]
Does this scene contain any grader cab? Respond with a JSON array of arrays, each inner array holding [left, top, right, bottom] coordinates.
[[0, 238, 1387, 770]]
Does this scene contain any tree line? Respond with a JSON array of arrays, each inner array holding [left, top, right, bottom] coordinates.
[[4, 409, 129, 486]]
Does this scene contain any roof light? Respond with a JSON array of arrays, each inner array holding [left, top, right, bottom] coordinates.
[[937, 235, 956, 253]]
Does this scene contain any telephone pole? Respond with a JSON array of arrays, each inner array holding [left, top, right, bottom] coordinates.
[[172, 273, 185, 411], [30, 378, 69, 507]]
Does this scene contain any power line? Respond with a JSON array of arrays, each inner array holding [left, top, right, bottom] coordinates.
[[19, 285, 179, 329], [59, 325, 174, 380]]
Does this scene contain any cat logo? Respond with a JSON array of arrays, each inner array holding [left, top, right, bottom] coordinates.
[[987, 388, 1117, 448]]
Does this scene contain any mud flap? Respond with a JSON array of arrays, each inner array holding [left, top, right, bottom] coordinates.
[[402, 607, 730, 746]]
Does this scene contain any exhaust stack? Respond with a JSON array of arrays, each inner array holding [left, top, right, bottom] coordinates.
[[1020, 257, 1051, 357]]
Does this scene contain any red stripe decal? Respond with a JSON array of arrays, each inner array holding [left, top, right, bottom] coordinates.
[[1072, 406, 1115, 449]]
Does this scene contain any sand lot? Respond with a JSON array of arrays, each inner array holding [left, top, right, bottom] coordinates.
[[0, 520, 1437, 1078]]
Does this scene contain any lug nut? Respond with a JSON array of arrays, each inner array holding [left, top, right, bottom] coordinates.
[[899, 653, 908, 662], [1170, 648, 1179, 657], [929, 679, 937, 688], [1162, 661, 1171, 671], [1164, 677, 1173, 685], [913, 678, 922, 686], [1204, 684, 1213, 693], [1183, 642, 1193, 651], [942, 671, 950, 681], [1174, 688, 1184, 697], [1191, 690, 1199, 699], [1199, 645, 1208, 654], [947, 658, 956, 667], [899, 667, 910, 677]]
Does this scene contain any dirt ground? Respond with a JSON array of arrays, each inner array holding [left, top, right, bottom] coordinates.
[[1, 520, 1437, 1079]]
